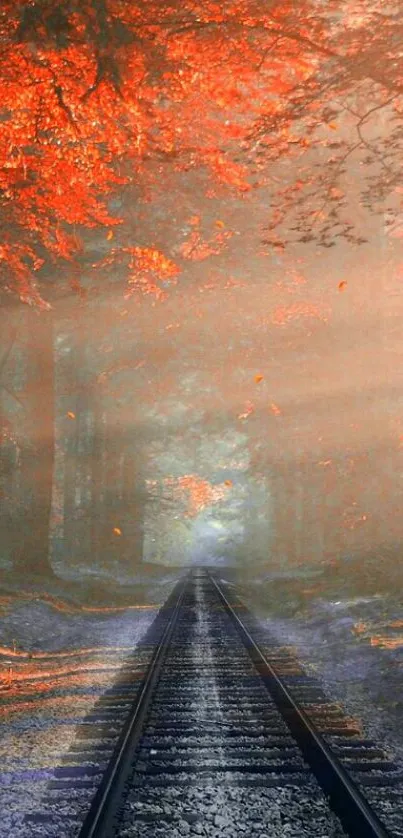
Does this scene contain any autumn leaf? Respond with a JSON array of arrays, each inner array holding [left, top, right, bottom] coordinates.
[[1, 0, 395, 306], [389, 225, 403, 239], [271, 302, 330, 326], [254, 374, 264, 383], [113, 527, 122, 536], [338, 281, 347, 291], [238, 401, 255, 420], [224, 479, 233, 487], [179, 230, 232, 261], [67, 411, 75, 419], [162, 474, 226, 517]]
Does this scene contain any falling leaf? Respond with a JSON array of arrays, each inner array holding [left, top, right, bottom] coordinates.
[[113, 527, 122, 536], [328, 122, 338, 130], [330, 187, 344, 200], [67, 411, 75, 419], [238, 401, 255, 420], [224, 480, 233, 487], [338, 280, 347, 291], [106, 230, 114, 240], [254, 374, 264, 383], [189, 216, 200, 226], [215, 220, 225, 228], [389, 225, 403, 239]]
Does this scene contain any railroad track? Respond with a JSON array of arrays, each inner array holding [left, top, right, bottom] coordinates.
[[21, 570, 403, 837]]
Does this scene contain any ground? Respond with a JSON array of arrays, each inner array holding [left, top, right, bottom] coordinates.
[[0, 565, 402, 834]]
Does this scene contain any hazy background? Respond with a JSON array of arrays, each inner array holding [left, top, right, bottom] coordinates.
[[1, 1, 403, 614]]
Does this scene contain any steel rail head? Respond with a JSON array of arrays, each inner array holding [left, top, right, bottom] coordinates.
[[77, 574, 189, 838], [207, 571, 392, 838]]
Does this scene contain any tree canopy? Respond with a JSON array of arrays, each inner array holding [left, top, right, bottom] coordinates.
[[1, 0, 402, 306]]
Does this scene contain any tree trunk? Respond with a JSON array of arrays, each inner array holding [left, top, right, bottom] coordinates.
[[90, 396, 106, 568], [122, 445, 144, 572], [0, 310, 20, 570], [13, 307, 55, 578]]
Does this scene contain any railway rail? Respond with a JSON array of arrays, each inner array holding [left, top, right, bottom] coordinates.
[[67, 569, 401, 838], [18, 569, 403, 837]]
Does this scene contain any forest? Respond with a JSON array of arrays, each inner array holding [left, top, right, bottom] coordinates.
[[1, 0, 403, 597]]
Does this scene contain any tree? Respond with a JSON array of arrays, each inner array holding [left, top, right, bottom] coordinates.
[[0, 299, 56, 577], [2, 0, 401, 306], [2, 0, 402, 584], [13, 307, 55, 574]]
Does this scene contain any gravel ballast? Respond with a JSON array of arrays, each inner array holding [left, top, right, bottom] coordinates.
[[252, 594, 403, 767], [0, 579, 181, 837], [2, 571, 401, 836], [117, 574, 347, 838]]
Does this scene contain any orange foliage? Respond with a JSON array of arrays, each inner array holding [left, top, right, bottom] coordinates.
[[238, 400, 255, 420], [352, 620, 403, 651], [179, 230, 233, 261], [164, 474, 227, 517], [94, 246, 180, 299], [1, 0, 400, 303], [271, 301, 330, 326], [370, 635, 403, 650], [0, 591, 155, 619], [0, 0, 321, 303]]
